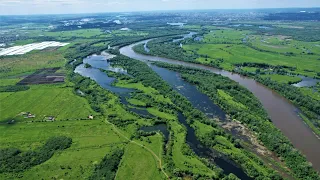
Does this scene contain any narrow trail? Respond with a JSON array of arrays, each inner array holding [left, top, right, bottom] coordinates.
[[105, 120, 170, 179]]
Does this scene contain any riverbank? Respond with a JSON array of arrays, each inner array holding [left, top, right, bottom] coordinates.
[[119, 40, 320, 174]]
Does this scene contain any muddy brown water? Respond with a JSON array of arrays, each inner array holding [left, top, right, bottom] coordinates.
[[120, 40, 320, 172]]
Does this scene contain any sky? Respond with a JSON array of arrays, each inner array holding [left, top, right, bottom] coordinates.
[[0, 0, 319, 15]]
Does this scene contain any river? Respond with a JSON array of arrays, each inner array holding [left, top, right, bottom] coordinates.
[[75, 52, 252, 178], [119, 40, 320, 172]]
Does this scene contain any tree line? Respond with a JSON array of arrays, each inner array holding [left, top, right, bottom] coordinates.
[[109, 55, 285, 179], [0, 136, 72, 173], [153, 62, 320, 180]]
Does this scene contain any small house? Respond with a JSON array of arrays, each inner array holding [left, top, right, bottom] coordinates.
[[46, 116, 55, 121]]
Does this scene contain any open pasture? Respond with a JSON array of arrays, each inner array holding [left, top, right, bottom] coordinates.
[[203, 29, 252, 44], [247, 35, 320, 55], [183, 43, 320, 76], [0, 119, 126, 180], [0, 51, 66, 78], [261, 74, 302, 84], [0, 84, 96, 122]]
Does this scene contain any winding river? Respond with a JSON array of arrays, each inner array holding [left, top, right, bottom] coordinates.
[[120, 40, 320, 172], [75, 53, 251, 178]]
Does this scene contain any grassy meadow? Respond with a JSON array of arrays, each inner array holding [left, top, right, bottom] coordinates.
[[0, 84, 96, 123]]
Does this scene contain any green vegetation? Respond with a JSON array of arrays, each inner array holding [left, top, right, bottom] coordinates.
[[84, 63, 92, 68], [257, 77, 320, 136], [147, 108, 176, 120], [261, 74, 302, 84], [134, 25, 320, 138], [0, 51, 66, 78], [153, 62, 320, 180], [0, 84, 96, 123], [116, 140, 165, 180], [88, 149, 124, 180], [0, 85, 30, 92], [0, 136, 72, 173], [300, 87, 320, 101], [127, 98, 146, 106], [0, 120, 126, 179], [2, 13, 320, 180], [109, 55, 287, 179], [299, 113, 320, 136]]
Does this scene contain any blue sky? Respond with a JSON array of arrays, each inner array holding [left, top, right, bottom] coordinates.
[[0, 0, 319, 15]]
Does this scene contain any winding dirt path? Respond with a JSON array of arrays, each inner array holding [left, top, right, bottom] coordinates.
[[105, 120, 170, 179]]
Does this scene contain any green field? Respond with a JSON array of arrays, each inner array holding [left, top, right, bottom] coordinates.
[[1, 15, 320, 179], [116, 136, 165, 180], [247, 35, 320, 55], [0, 51, 66, 78], [261, 74, 302, 84], [0, 120, 125, 179], [300, 87, 320, 101], [183, 43, 320, 76], [0, 84, 96, 123], [27, 29, 104, 39], [203, 29, 252, 44], [180, 28, 320, 79]]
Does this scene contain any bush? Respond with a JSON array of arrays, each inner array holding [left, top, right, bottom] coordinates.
[[0, 136, 72, 173]]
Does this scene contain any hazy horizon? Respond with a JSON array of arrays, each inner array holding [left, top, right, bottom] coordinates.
[[0, 0, 320, 15]]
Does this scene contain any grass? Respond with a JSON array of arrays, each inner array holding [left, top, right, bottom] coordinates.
[[217, 89, 248, 111], [193, 121, 271, 178], [241, 67, 258, 73], [127, 98, 146, 106], [213, 136, 270, 177], [0, 78, 22, 86], [299, 113, 320, 136], [0, 84, 96, 122], [169, 120, 217, 177], [300, 87, 320, 101], [203, 29, 251, 44], [183, 28, 320, 77], [115, 80, 172, 104], [147, 108, 176, 120], [116, 136, 165, 180], [13, 39, 36, 46], [0, 120, 126, 180], [184, 43, 320, 75], [111, 73, 220, 178], [261, 74, 302, 84], [248, 35, 320, 55], [0, 51, 66, 78], [28, 29, 104, 39]]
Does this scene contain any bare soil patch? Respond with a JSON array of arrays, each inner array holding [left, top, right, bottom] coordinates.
[[17, 68, 65, 85]]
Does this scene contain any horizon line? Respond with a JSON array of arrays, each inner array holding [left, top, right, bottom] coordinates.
[[1, 6, 319, 16]]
